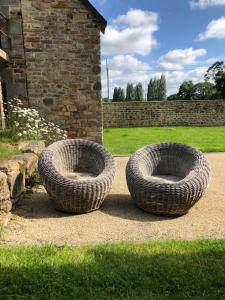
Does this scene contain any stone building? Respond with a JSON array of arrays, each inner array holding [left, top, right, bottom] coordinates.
[[0, 0, 107, 143]]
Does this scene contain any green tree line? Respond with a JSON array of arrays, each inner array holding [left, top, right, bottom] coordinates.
[[168, 61, 225, 100], [112, 74, 167, 102], [107, 61, 225, 102]]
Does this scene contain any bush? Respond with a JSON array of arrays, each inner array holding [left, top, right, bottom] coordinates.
[[5, 98, 68, 144]]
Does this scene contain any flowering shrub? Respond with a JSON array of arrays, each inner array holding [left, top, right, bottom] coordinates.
[[6, 98, 68, 144]]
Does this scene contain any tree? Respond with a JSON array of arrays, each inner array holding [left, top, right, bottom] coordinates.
[[178, 81, 196, 100], [147, 78, 158, 101], [113, 87, 125, 102], [147, 75, 167, 101], [205, 61, 225, 99], [158, 74, 167, 100], [194, 82, 216, 100], [147, 79, 154, 101], [126, 83, 135, 101], [152, 79, 159, 101], [168, 81, 216, 101], [113, 87, 119, 102], [167, 94, 180, 101], [134, 83, 144, 101], [118, 87, 125, 101]]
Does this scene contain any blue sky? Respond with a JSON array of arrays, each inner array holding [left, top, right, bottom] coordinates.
[[90, 0, 225, 97]]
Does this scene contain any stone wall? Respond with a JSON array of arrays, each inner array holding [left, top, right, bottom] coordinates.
[[21, 0, 103, 143], [0, 0, 104, 144], [103, 100, 225, 128], [0, 141, 45, 227], [0, 0, 29, 103]]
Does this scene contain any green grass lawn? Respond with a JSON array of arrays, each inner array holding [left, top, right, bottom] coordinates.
[[104, 126, 225, 154], [0, 240, 225, 299], [0, 143, 21, 161]]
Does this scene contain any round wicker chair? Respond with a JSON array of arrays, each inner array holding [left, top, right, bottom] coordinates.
[[126, 143, 211, 216], [38, 139, 116, 213]]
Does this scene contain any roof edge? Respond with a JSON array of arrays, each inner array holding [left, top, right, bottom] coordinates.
[[80, 0, 107, 33]]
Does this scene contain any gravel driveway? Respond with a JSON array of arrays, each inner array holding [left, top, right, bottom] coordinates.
[[1, 154, 225, 246]]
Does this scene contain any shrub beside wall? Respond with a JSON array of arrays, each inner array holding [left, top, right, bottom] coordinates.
[[103, 100, 225, 128]]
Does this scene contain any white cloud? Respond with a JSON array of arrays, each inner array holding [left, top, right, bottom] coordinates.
[[101, 55, 208, 98], [101, 55, 151, 97], [198, 17, 225, 40], [159, 48, 207, 70], [164, 67, 208, 95], [101, 9, 159, 56], [190, 0, 225, 8]]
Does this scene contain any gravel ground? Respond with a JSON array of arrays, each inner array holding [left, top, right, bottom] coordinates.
[[1, 154, 225, 246]]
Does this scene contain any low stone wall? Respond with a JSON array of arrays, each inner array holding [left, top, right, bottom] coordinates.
[[0, 141, 45, 227], [103, 100, 225, 128]]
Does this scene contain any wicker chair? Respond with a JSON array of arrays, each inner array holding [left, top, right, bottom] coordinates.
[[126, 143, 211, 216], [38, 139, 116, 213]]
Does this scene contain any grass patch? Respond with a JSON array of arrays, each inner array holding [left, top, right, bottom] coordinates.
[[0, 240, 225, 299], [0, 129, 20, 144], [0, 143, 21, 161], [104, 126, 225, 154]]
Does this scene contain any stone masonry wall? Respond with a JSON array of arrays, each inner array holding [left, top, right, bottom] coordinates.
[[0, 0, 29, 103], [103, 100, 225, 128], [20, 0, 103, 143]]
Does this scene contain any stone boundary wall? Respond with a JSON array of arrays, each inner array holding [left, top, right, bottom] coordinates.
[[0, 141, 45, 227], [103, 100, 225, 128]]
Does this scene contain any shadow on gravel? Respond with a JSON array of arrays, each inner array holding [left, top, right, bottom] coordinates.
[[101, 194, 173, 222], [12, 189, 175, 222]]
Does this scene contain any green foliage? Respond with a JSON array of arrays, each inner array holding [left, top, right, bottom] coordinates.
[[126, 83, 135, 101], [0, 241, 225, 299], [158, 74, 167, 100], [171, 81, 217, 101], [134, 83, 144, 101], [167, 94, 180, 101], [147, 78, 157, 101], [119, 88, 125, 101], [104, 126, 225, 154], [194, 82, 216, 100], [178, 81, 196, 100], [172, 61, 225, 100], [205, 61, 225, 99], [4, 98, 68, 144], [0, 143, 21, 161], [113, 87, 125, 102], [113, 87, 119, 102], [147, 75, 167, 101]]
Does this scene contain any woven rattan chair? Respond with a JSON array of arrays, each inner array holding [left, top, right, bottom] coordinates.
[[38, 139, 116, 213], [126, 143, 211, 216]]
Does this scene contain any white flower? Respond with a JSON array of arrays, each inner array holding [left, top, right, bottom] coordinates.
[[23, 131, 27, 135], [17, 133, 22, 137]]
